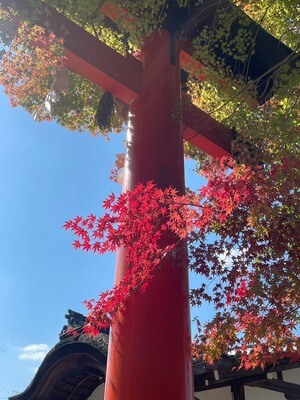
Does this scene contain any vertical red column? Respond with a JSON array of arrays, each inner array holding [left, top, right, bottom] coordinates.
[[104, 30, 194, 400]]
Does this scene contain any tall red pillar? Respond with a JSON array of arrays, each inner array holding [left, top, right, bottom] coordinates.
[[104, 30, 194, 400]]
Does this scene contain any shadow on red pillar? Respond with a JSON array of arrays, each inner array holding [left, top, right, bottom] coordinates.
[[104, 30, 194, 400]]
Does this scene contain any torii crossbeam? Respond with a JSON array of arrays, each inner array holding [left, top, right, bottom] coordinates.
[[2, 1, 297, 399]]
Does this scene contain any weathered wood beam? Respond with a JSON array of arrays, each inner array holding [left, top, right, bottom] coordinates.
[[246, 379, 300, 397], [194, 372, 267, 392], [231, 383, 246, 400]]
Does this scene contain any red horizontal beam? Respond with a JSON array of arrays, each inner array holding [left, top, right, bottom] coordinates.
[[182, 94, 232, 157], [64, 49, 141, 104], [180, 50, 207, 81]]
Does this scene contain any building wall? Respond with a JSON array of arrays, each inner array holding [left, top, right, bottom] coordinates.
[[283, 367, 300, 384], [245, 366, 300, 400], [195, 386, 232, 400], [88, 366, 300, 400], [245, 386, 285, 400]]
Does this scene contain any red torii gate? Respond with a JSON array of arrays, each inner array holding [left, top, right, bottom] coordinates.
[[1, 2, 239, 400], [3, 1, 297, 397]]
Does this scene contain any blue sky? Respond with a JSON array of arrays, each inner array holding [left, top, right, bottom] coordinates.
[[0, 89, 209, 397]]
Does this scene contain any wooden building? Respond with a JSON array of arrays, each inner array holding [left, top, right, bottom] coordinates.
[[9, 310, 300, 400]]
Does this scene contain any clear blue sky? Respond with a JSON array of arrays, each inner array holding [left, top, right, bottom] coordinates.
[[0, 89, 207, 398]]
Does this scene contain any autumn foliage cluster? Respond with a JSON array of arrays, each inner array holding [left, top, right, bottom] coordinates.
[[65, 157, 300, 368], [0, 5, 124, 134], [0, 7, 64, 111]]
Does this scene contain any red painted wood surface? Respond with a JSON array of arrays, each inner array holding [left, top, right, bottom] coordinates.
[[64, 49, 141, 104], [104, 31, 194, 400], [182, 94, 232, 157]]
